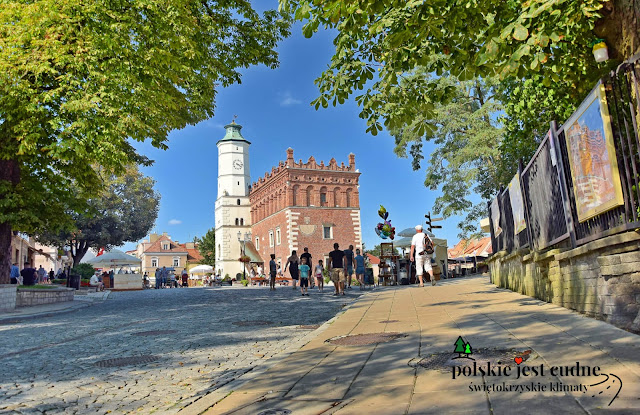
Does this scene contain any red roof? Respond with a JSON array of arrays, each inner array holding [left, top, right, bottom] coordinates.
[[448, 237, 492, 258], [185, 247, 203, 262], [366, 253, 380, 265], [143, 235, 188, 254]]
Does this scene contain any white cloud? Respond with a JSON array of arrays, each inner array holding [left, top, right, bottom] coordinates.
[[280, 92, 302, 107], [168, 219, 182, 225]]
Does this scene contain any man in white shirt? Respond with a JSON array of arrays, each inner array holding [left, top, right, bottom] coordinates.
[[409, 225, 435, 287], [90, 273, 104, 291]]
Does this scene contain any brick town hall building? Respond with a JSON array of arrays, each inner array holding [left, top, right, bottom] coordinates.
[[214, 121, 362, 279]]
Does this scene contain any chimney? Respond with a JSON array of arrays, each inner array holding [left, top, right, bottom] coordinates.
[[349, 153, 355, 168]]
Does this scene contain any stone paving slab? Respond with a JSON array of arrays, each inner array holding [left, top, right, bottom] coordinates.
[[206, 276, 640, 414], [0, 286, 366, 414]]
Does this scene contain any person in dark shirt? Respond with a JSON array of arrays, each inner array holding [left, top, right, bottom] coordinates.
[[343, 245, 355, 289], [269, 254, 277, 291], [328, 243, 346, 296], [300, 247, 313, 288], [20, 262, 37, 286], [285, 250, 300, 290]]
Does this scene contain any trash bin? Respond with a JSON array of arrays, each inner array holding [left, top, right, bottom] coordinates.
[[69, 274, 81, 290]]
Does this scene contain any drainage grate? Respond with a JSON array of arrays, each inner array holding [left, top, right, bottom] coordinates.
[[95, 355, 159, 368], [379, 320, 399, 323], [328, 332, 406, 346], [131, 330, 177, 336], [298, 325, 320, 330], [233, 320, 273, 327], [418, 348, 533, 372]]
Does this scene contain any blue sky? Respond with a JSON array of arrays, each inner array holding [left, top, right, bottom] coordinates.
[[122, 10, 478, 252]]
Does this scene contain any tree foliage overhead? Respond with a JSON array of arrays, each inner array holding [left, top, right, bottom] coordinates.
[[281, 0, 608, 136], [0, 0, 291, 283], [195, 228, 216, 267], [36, 165, 160, 266]]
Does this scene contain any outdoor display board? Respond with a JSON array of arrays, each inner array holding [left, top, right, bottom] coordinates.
[[563, 82, 624, 222], [508, 173, 527, 234]]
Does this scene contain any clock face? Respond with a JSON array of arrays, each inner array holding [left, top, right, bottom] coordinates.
[[233, 160, 243, 170]]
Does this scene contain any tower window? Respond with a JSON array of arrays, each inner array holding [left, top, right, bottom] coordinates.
[[238, 181, 240, 185], [237, 199, 240, 205], [240, 218, 244, 226], [235, 218, 239, 226]]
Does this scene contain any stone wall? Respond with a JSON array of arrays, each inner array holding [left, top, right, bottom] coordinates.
[[0, 285, 17, 312], [16, 287, 74, 307], [488, 231, 640, 333]]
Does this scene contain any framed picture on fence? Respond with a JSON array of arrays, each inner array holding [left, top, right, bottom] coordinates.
[[562, 81, 624, 222]]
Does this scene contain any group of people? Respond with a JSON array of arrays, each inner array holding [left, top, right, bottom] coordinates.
[[261, 244, 366, 296], [151, 266, 189, 289], [10, 263, 60, 286]]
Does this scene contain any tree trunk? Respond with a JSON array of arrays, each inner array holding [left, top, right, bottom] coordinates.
[[72, 240, 90, 267], [0, 159, 20, 284], [595, 0, 640, 61]]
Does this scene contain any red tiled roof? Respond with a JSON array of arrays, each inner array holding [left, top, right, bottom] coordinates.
[[448, 237, 492, 258], [366, 254, 380, 265], [186, 247, 203, 262], [143, 235, 188, 254]]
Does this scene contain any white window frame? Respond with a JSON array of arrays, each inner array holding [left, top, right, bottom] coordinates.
[[255, 237, 260, 250], [323, 226, 333, 239], [151, 257, 158, 267], [173, 257, 180, 267], [162, 242, 169, 250], [269, 230, 274, 248], [276, 228, 281, 245]]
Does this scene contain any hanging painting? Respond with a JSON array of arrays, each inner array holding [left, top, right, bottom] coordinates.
[[508, 173, 527, 234], [491, 196, 502, 236], [563, 81, 624, 222]]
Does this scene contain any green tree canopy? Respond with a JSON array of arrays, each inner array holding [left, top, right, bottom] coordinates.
[[36, 165, 160, 266], [195, 228, 216, 267], [0, 0, 291, 283]]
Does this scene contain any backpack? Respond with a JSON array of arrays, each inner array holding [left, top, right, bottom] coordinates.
[[424, 235, 434, 255]]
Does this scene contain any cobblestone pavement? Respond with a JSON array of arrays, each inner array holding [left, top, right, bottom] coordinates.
[[0, 286, 364, 414]]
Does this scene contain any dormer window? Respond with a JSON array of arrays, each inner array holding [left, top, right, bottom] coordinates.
[[162, 242, 169, 250]]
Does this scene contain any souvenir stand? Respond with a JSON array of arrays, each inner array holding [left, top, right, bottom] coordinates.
[[378, 242, 399, 286]]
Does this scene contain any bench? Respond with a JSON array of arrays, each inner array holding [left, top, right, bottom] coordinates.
[[250, 277, 268, 286], [276, 277, 291, 286]]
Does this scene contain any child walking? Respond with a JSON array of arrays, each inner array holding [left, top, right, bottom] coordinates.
[[315, 259, 324, 292], [299, 257, 310, 296]]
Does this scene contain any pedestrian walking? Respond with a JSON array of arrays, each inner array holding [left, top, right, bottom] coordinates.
[[410, 225, 435, 287], [343, 245, 355, 289], [155, 268, 161, 289], [37, 265, 46, 284], [355, 248, 366, 290], [315, 259, 325, 292], [285, 250, 300, 290], [160, 266, 168, 288], [299, 257, 310, 296], [328, 243, 346, 295], [10, 263, 20, 284], [300, 247, 313, 288], [269, 254, 277, 291]]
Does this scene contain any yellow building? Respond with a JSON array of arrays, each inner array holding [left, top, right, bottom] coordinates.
[[136, 233, 203, 276]]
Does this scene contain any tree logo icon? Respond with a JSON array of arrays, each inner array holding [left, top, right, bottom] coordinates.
[[453, 336, 473, 360]]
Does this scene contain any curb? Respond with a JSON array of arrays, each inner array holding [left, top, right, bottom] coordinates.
[[0, 291, 110, 324], [180, 291, 373, 415]]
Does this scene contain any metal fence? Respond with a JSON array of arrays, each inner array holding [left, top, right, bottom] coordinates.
[[490, 54, 640, 253]]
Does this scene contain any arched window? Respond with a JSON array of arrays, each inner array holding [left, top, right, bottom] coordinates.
[[334, 187, 341, 207], [240, 218, 244, 226], [292, 185, 300, 206], [237, 199, 241, 205], [235, 218, 239, 226], [306, 186, 313, 206], [320, 186, 328, 206]]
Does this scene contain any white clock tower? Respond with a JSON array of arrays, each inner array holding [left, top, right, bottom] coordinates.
[[215, 121, 252, 280]]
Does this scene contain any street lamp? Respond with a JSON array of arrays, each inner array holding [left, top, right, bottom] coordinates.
[[237, 231, 251, 281]]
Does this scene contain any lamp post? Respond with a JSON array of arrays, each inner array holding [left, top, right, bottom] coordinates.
[[237, 231, 250, 281]]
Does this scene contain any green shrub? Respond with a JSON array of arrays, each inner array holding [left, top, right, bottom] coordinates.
[[71, 263, 95, 279], [241, 278, 249, 287], [222, 274, 231, 282]]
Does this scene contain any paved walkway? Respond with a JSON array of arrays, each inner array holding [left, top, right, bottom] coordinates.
[[204, 276, 640, 415]]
